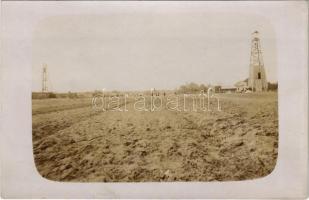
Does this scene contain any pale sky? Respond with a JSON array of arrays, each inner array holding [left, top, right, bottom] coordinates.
[[31, 3, 277, 92]]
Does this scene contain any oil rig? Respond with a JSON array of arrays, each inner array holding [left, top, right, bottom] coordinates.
[[42, 63, 48, 93], [248, 31, 268, 92]]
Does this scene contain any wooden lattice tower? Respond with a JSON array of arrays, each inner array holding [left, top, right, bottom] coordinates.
[[248, 31, 268, 92], [42, 63, 48, 93]]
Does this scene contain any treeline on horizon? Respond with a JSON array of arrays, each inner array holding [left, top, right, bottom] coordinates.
[[176, 82, 277, 93], [32, 82, 278, 99]]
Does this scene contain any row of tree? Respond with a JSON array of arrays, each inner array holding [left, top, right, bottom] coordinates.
[[32, 91, 79, 99], [177, 82, 278, 93], [177, 82, 212, 94]]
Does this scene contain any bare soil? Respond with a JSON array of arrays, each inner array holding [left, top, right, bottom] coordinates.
[[32, 92, 278, 182]]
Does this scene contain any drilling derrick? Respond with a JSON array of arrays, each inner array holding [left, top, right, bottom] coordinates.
[[248, 31, 268, 92], [42, 64, 48, 93]]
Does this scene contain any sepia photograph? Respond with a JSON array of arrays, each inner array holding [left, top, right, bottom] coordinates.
[[31, 5, 278, 182], [1, 1, 308, 198]]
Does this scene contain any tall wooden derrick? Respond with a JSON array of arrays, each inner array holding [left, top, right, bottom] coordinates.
[[42, 63, 48, 93], [248, 31, 268, 92]]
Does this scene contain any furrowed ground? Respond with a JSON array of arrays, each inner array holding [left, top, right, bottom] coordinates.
[[32, 92, 278, 182]]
